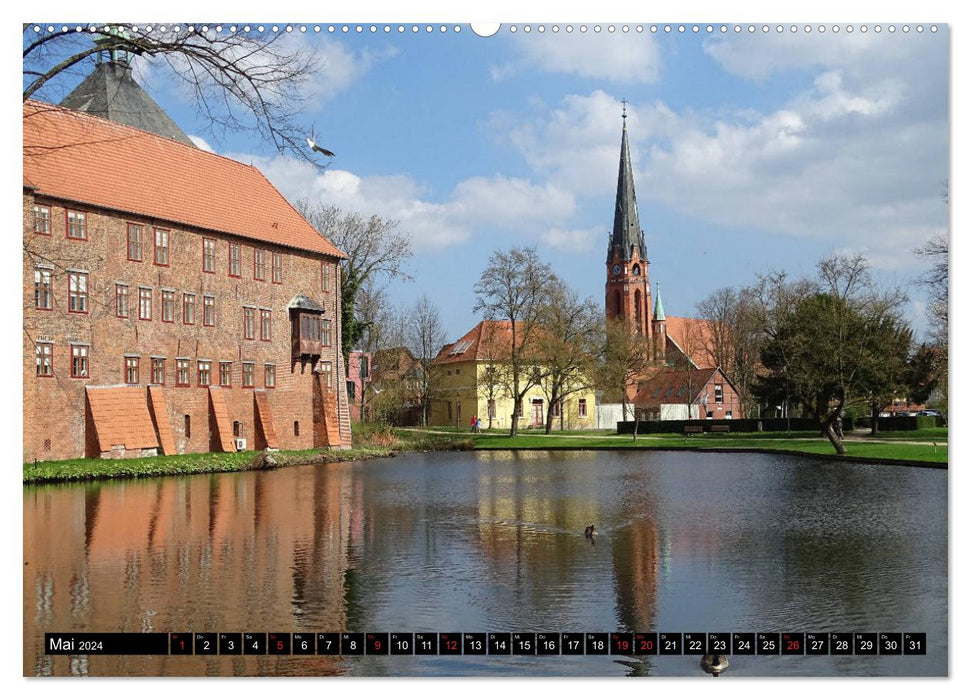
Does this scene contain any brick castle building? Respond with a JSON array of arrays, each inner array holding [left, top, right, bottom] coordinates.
[[23, 54, 352, 461]]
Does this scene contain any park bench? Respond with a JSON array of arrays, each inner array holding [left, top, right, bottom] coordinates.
[[683, 425, 704, 436], [710, 424, 731, 434]]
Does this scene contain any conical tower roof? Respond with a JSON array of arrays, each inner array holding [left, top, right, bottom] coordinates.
[[60, 57, 195, 147], [653, 283, 666, 321], [608, 110, 647, 262]]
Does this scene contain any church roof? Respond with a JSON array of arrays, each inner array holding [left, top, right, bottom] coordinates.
[[608, 115, 647, 263], [59, 60, 195, 147], [23, 100, 345, 259], [665, 316, 717, 369]]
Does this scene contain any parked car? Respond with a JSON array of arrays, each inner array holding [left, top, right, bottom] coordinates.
[[918, 410, 941, 417]]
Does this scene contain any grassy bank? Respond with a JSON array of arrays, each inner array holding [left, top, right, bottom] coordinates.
[[419, 427, 947, 465], [24, 424, 945, 484], [23, 423, 475, 485]]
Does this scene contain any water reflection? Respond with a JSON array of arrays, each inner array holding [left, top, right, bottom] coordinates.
[[23, 451, 946, 677]]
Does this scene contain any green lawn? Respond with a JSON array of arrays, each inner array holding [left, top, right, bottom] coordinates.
[[23, 445, 395, 484], [461, 431, 948, 465]]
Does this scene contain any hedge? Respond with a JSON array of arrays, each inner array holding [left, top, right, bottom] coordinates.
[[616, 416, 856, 434]]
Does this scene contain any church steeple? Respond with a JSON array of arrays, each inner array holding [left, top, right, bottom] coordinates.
[[605, 104, 652, 339], [608, 104, 647, 263]]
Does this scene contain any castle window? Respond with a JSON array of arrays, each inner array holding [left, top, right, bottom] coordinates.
[[71, 345, 88, 378], [321, 319, 332, 347], [242, 362, 255, 388], [321, 262, 331, 292], [219, 362, 232, 387], [127, 223, 143, 260], [264, 364, 275, 388], [578, 399, 588, 417], [35, 268, 52, 309], [183, 293, 196, 325], [243, 306, 256, 339], [33, 205, 51, 234], [152, 358, 165, 385], [36, 342, 53, 377], [154, 228, 169, 265], [293, 421, 299, 436], [321, 361, 333, 388], [203, 295, 216, 327], [68, 273, 88, 313], [714, 383, 723, 404], [272, 252, 282, 283], [197, 360, 211, 387], [184, 415, 191, 439], [161, 290, 175, 323], [229, 243, 241, 277], [116, 284, 129, 317], [254, 248, 266, 281], [260, 308, 272, 341], [124, 356, 140, 384], [66, 210, 87, 240], [203, 238, 216, 273], [138, 287, 152, 320], [176, 359, 190, 387]]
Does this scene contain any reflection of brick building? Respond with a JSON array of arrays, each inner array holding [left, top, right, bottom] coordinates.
[[23, 57, 351, 461]]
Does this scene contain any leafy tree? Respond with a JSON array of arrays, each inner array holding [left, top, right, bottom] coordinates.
[[474, 247, 553, 437], [754, 255, 909, 454]]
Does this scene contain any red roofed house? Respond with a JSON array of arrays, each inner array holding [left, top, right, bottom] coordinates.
[[430, 320, 598, 430], [631, 367, 741, 421], [23, 51, 351, 461]]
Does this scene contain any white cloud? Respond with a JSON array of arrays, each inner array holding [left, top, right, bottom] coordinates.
[[187, 135, 214, 152], [541, 227, 601, 253], [227, 153, 575, 250], [492, 32, 661, 83], [490, 31, 947, 273]]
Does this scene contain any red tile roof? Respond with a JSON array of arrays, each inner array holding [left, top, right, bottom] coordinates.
[[433, 320, 544, 365], [664, 316, 718, 368], [23, 100, 344, 259], [631, 367, 720, 409]]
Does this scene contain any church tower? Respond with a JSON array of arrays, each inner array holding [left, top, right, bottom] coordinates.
[[605, 104, 652, 339]]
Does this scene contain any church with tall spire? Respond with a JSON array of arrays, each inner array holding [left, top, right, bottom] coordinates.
[[605, 101, 654, 344], [604, 104, 742, 420]]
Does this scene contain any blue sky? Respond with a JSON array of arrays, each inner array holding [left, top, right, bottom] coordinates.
[[23, 19, 949, 345]]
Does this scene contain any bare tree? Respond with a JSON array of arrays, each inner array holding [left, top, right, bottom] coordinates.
[[23, 25, 323, 162], [406, 295, 447, 427], [598, 318, 657, 438], [696, 286, 763, 417], [476, 321, 507, 430], [298, 202, 412, 362], [534, 281, 602, 433], [474, 247, 553, 437]]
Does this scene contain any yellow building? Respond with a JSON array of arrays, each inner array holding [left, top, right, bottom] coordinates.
[[430, 320, 597, 430]]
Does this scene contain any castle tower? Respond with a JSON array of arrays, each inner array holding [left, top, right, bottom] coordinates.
[[605, 103, 652, 338]]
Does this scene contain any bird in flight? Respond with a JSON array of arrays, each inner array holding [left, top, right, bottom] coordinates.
[[306, 128, 335, 158]]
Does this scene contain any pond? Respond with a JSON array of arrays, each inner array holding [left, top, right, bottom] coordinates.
[[23, 449, 947, 676]]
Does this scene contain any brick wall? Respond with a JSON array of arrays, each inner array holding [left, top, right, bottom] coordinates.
[[23, 192, 350, 461]]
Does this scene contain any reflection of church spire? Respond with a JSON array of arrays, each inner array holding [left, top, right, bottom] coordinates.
[[608, 104, 646, 263]]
